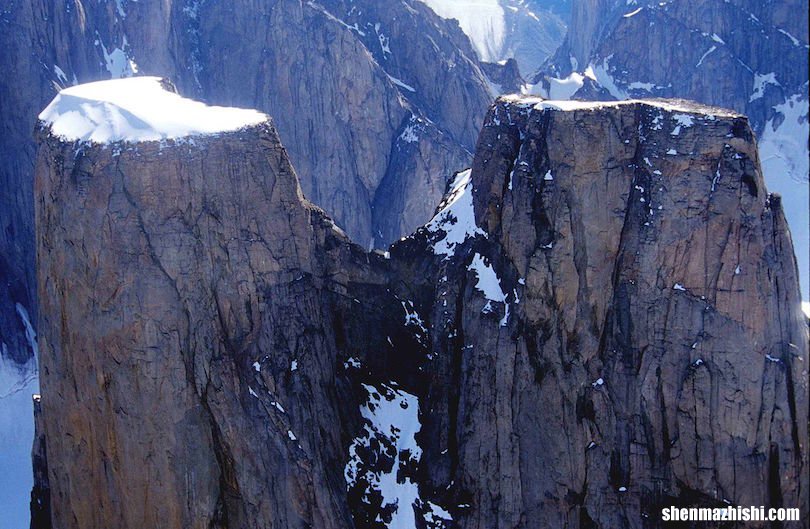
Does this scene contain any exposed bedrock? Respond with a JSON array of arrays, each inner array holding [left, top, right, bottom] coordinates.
[[34, 115, 401, 528], [407, 97, 808, 528], [34, 88, 808, 528]]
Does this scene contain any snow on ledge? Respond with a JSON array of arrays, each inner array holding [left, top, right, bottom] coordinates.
[[38, 76, 268, 143], [498, 94, 740, 118]]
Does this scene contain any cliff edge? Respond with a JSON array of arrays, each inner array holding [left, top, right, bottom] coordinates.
[[34, 83, 808, 528]]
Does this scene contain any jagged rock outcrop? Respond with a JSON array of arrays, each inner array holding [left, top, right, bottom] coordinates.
[[34, 83, 807, 529], [480, 59, 526, 95]]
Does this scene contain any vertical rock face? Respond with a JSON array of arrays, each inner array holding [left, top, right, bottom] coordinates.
[[536, 0, 810, 301], [34, 84, 394, 528], [408, 97, 808, 528], [2, 4, 490, 518], [195, 0, 491, 246], [34, 83, 807, 529]]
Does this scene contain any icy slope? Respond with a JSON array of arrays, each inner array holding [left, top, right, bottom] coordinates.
[[419, 0, 566, 75], [0, 305, 39, 529], [419, 0, 507, 63]]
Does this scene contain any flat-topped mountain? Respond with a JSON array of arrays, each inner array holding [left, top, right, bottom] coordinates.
[[32, 82, 807, 528], [532, 0, 810, 304], [1, 4, 495, 512]]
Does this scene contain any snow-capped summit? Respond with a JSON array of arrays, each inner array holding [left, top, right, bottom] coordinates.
[[38, 77, 268, 143]]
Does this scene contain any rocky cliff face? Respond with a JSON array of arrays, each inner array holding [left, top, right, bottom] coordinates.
[[34, 79, 807, 528], [405, 96, 808, 528], [1, 0, 492, 371], [533, 0, 810, 302], [34, 97, 392, 529], [2, 3, 492, 519]]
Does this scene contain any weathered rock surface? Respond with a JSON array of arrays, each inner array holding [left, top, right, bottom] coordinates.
[[34, 89, 808, 529], [35, 114, 388, 528], [481, 59, 526, 95], [1, 0, 492, 370], [405, 96, 809, 528], [534, 0, 810, 302]]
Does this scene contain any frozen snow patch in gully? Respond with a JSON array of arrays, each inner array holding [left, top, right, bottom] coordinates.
[[345, 382, 452, 528]]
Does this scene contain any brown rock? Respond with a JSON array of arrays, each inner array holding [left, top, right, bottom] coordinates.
[[34, 91, 808, 529], [411, 96, 808, 528]]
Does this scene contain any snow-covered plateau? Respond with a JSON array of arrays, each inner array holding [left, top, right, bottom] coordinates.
[[38, 76, 268, 143]]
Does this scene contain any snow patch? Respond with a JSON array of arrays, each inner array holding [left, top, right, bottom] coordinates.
[[584, 56, 627, 100], [425, 169, 486, 257], [399, 116, 423, 144], [112, 0, 127, 18], [401, 301, 428, 335], [345, 383, 451, 528], [777, 28, 801, 47], [53, 65, 71, 87], [387, 74, 416, 93], [468, 253, 506, 303], [750, 73, 780, 102], [696, 46, 717, 68], [545, 72, 585, 100], [97, 35, 138, 79], [39, 77, 267, 143], [375, 23, 392, 58], [468, 253, 512, 326], [671, 113, 695, 135]]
